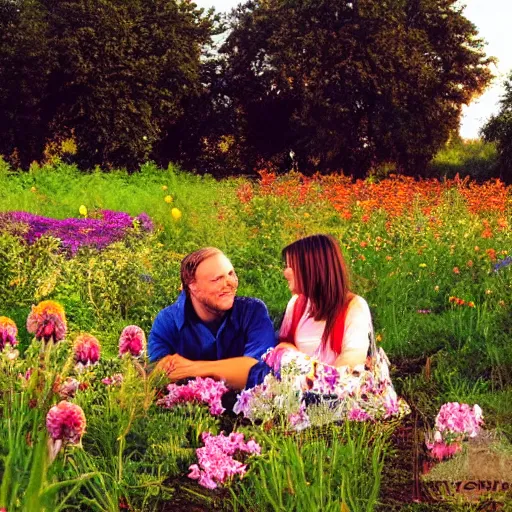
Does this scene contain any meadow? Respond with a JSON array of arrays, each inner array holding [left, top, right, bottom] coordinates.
[[0, 158, 511, 511]]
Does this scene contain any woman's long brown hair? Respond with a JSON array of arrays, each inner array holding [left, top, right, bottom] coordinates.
[[282, 234, 351, 350]]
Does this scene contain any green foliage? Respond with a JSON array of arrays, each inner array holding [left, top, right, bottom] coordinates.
[[230, 422, 391, 511], [428, 138, 498, 181], [482, 71, 512, 184]]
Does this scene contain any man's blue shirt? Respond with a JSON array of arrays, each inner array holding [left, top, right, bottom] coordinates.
[[148, 292, 275, 388]]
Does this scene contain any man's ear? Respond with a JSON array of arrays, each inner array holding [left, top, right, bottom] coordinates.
[[188, 281, 197, 294]]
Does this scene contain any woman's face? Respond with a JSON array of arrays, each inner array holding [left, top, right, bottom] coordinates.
[[283, 257, 298, 294]]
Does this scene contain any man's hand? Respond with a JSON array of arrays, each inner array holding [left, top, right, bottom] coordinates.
[[154, 354, 198, 382], [167, 353, 198, 382]]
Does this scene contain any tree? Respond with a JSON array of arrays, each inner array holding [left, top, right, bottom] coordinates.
[[0, 0, 214, 170], [44, 0, 214, 170], [217, 0, 494, 176], [0, 0, 57, 166], [482, 73, 512, 184]]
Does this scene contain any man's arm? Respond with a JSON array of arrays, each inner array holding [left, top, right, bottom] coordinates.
[[157, 353, 257, 390]]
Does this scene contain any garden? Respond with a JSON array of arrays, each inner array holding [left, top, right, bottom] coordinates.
[[0, 158, 511, 511]]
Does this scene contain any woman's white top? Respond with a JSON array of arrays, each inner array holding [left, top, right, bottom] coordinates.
[[279, 294, 372, 367]]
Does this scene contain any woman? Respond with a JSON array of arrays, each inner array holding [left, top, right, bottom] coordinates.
[[277, 234, 372, 368]]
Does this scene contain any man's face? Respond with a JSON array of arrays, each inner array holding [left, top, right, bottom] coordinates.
[[189, 253, 238, 316]]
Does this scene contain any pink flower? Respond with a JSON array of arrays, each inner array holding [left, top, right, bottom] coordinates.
[[74, 334, 101, 367], [348, 407, 372, 422], [188, 431, 260, 489], [26, 301, 67, 342], [157, 377, 228, 415], [435, 402, 483, 439], [58, 377, 80, 399], [46, 401, 86, 444], [102, 373, 124, 386], [428, 441, 462, 461], [119, 325, 146, 357], [0, 316, 18, 349]]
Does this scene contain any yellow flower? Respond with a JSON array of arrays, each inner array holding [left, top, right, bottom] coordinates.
[[162, 185, 168, 191], [376, 333, 383, 343], [79, 205, 88, 217], [164, 195, 173, 204], [419, 263, 427, 268], [171, 208, 182, 220], [30, 186, 37, 193]]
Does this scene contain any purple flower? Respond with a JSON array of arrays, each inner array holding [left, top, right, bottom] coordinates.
[[0, 210, 153, 255]]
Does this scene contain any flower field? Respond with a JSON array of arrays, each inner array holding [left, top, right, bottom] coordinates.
[[0, 160, 511, 511]]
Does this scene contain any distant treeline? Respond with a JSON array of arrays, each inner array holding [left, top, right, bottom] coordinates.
[[0, 0, 504, 179]]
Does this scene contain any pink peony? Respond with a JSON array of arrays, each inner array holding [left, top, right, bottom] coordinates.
[[119, 325, 146, 357], [74, 334, 101, 367], [46, 401, 86, 444], [0, 316, 18, 349], [26, 301, 67, 342]]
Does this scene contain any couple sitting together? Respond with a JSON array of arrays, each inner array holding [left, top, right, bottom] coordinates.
[[148, 234, 373, 391]]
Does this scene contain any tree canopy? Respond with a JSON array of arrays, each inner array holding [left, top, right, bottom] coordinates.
[[213, 0, 494, 176], [0, 0, 494, 176], [482, 72, 512, 184]]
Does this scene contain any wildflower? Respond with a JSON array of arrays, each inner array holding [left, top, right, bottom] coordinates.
[[375, 333, 383, 343], [171, 207, 182, 220], [79, 205, 87, 217], [347, 407, 371, 422], [288, 404, 311, 431], [419, 263, 427, 268], [474, 246, 480, 252], [434, 286, 439, 292], [46, 400, 86, 444], [467, 301, 475, 308], [57, 377, 80, 399], [486, 248, 497, 261], [26, 300, 67, 342], [386, 256, 392, 261], [493, 256, 512, 273], [30, 186, 37, 193], [452, 267, 460, 274], [485, 289, 492, 295], [466, 260, 473, 268], [102, 373, 124, 386], [188, 431, 261, 489], [435, 402, 483, 439], [74, 334, 100, 367], [162, 185, 168, 191], [119, 325, 146, 357], [164, 195, 173, 204], [0, 316, 18, 350], [360, 241, 368, 248], [157, 377, 228, 415]]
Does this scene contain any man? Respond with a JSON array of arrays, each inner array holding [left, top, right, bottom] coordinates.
[[148, 247, 276, 389]]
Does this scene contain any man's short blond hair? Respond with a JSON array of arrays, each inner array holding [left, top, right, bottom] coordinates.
[[180, 247, 224, 295]]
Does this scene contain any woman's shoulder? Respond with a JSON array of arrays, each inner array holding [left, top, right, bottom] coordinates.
[[346, 295, 371, 317]]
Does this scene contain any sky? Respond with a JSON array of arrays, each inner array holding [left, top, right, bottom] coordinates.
[[195, 0, 510, 140]]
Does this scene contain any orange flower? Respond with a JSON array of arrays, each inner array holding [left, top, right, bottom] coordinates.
[[468, 301, 475, 308], [453, 267, 460, 274], [360, 241, 368, 248], [486, 248, 497, 261], [466, 260, 473, 268], [26, 300, 67, 342]]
